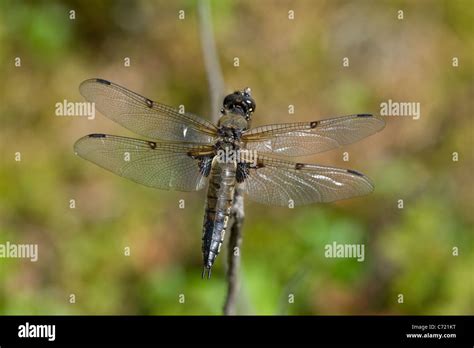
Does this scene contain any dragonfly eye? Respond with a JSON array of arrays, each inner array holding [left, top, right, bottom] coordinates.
[[223, 89, 256, 119]]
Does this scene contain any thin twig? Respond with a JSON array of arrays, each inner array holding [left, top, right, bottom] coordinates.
[[197, 0, 244, 315], [198, 0, 225, 122], [223, 186, 244, 315]]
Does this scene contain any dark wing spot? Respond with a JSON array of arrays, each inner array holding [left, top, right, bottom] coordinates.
[[89, 133, 106, 138], [147, 141, 157, 149], [310, 121, 319, 128], [145, 98, 153, 108], [96, 78, 111, 85], [295, 163, 305, 170], [357, 114, 373, 118], [347, 169, 364, 177], [250, 158, 265, 169]]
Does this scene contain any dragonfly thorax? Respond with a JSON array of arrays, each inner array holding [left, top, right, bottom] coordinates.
[[217, 113, 248, 131], [216, 114, 248, 151]]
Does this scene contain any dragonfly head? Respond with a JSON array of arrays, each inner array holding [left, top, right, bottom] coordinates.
[[222, 88, 256, 121]]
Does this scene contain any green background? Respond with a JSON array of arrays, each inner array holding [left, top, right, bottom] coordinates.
[[0, 0, 472, 315]]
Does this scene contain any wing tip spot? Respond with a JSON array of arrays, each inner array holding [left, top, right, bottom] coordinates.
[[148, 141, 157, 149], [357, 113, 373, 118], [145, 98, 153, 108], [310, 121, 319, 128], [347, 169, 364, 177], [254, 159, 265, 169], [295, 163, 305, 170], [96, 78, 111, 85], [89, 133, 106, 138]]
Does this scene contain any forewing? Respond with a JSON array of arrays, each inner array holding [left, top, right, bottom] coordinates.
[[80, 78, 218, 143], [74, 134, 214, 191], [241, 155, 374, 206], [243, 114, 385, 156]]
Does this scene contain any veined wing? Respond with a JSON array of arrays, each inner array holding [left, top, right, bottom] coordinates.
[[80, 78, 218, 143], [242, 114, 385, 157], [241, 155, 374, 206], [74, 134, 215, 191]]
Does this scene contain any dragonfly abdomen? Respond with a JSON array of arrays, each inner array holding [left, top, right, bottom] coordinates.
[[201, 158, 237, 277]]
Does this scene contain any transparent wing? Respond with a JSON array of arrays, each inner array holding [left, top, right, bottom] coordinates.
[[74, 134, 214, 191], [80, 78, 218, 143], [241, 155, 374, 206], [243, 114, 385, 156]]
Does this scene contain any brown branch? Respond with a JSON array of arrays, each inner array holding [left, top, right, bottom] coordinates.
[[223, 185, 244, 315], [197, 0, 244, 315], [197, 0, 225, 122]]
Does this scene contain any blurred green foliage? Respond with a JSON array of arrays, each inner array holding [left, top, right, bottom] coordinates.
[[0, 0, 472, 315]]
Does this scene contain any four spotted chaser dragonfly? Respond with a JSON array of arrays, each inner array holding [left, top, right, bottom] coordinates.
[[74, 78, 385, 278]]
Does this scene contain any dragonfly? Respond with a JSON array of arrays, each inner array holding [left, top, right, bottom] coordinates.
[[74, 78, 385, 278]]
